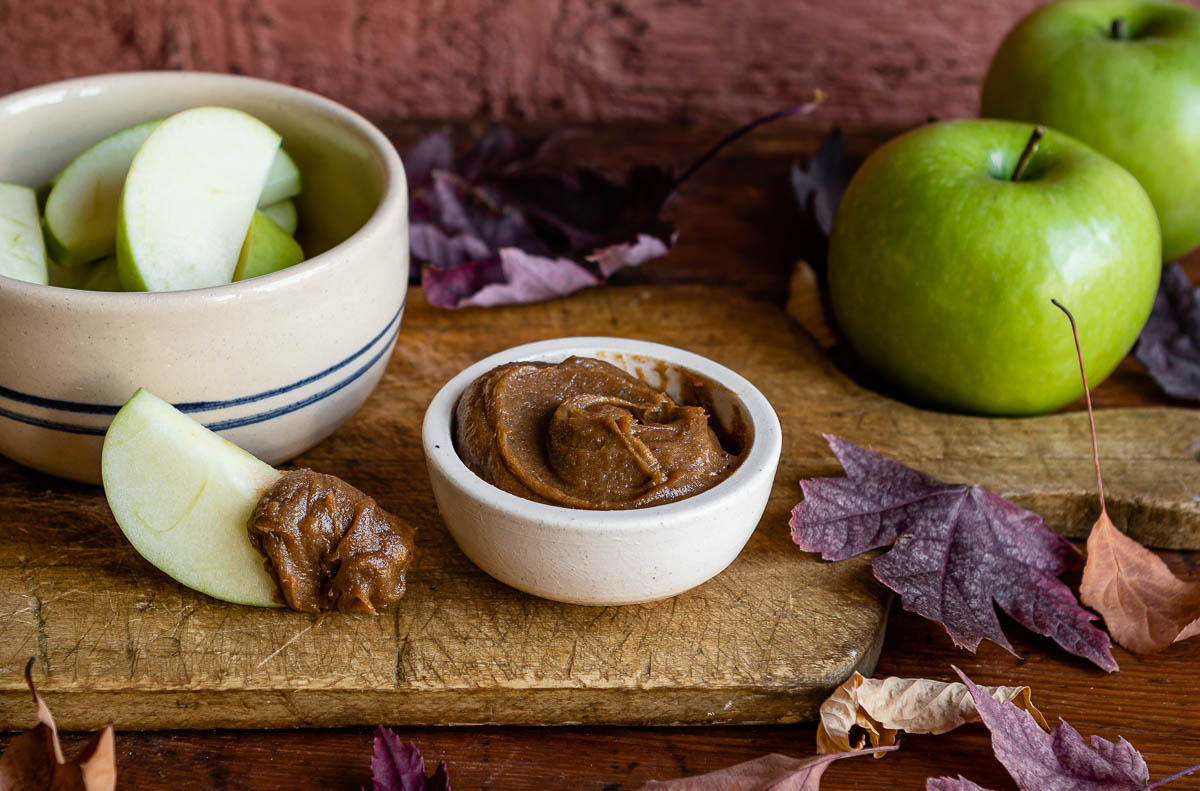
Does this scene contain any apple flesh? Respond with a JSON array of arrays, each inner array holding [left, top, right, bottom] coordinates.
[[0, 182, 48, 285], [43, 120, 159, 267], [260, 199, 298, 236], [101, 388, 282, 606], [982, 0, 1200, 260], [45, 115, 300, 270], [828, 119, 1161, 416], [233, 210, 304, 281], [116, 107, 281, 291], [258, 148, 301, 207]]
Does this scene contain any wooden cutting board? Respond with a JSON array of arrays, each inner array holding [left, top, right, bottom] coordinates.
[[1, 285, 1197, 731]]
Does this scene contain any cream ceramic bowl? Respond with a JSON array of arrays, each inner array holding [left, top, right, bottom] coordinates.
[[0, 72, 408, 484], [422, 337, 783, 606]]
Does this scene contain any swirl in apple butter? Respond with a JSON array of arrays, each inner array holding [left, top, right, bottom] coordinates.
[[454, 356, 742, 509], [247, 469, 415, 614]]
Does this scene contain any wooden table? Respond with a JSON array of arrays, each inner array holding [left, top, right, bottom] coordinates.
[[4, 122, 1199, 790]]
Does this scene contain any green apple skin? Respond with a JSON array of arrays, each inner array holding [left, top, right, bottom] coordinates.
[[828, 120, 1161, 416], [233, 210, 304, 281], [47, 256, 122, 291], [101, 388, 282, 607], [982, 0, 1200, 260]]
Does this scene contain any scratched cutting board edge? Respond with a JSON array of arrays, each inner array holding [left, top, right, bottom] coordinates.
[[1, 285, 1196, 730]]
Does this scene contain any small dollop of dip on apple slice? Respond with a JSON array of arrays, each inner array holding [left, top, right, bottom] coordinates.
[[247, 469, 414, 614], [102, 389, 414, 612]]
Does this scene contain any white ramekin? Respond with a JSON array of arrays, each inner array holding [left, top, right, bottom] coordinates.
[[421, 337, 783, 606]]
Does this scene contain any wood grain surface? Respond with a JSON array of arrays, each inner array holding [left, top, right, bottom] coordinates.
[[1, 120, 1199, 788]]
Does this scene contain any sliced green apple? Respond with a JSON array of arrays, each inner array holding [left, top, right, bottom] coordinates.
[[233, 210, 304, 281], [101, 388, 282, 606], [80, 256, 122, 291], [43, 120, 159, 266], [47, 256, 121, 291], [0, 182, 48, 285], [117, 107, 282, 292], [259, 198, 298, 236], [47, 259, 92, 289], [258, 148, 301, 207]]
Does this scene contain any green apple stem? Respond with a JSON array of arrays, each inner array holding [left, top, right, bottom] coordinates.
[[1111, 17, 1129, 40], [1051, 299, 1106, 515], [1011, 126, 1046, 182]]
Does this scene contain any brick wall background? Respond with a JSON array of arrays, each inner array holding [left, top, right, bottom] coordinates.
[[2, 0, 1052, 126]]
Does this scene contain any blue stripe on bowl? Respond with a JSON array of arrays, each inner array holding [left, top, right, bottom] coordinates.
[[0, 305, 403, 437], [0, 301, 404, 416]]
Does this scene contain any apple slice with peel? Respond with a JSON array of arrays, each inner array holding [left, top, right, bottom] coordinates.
[[258, 148, 301, 207], [101, 389, 283, 606], [0, 182, 48, 284], [117, 107, 281, 291], [49, 256, 122, 291], [44, 119, 159, 266], [260, 198, 298, 235], [233, 210, 304, 281]]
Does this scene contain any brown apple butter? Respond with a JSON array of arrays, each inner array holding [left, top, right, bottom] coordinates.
[[247, 469, 415, 614], [454, 356, 741, 509]]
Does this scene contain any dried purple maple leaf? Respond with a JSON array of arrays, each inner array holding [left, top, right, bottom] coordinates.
[[790, 434, 1117, 672], [635, 746, 893, 790], [935, 667, 1200, 791], [790, 127, 854, 238], [408, 96, 823, 308], [1134, 263, 1200, 399], [370, 727, 451, 791]]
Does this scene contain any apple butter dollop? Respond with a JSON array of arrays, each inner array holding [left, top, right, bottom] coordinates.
[[454, 356, 740, 509], [247, 469, 415, 614]]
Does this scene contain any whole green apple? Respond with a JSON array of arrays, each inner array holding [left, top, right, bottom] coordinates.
[[828, 120, 1160, 416], [982, 0, 1200, 260]]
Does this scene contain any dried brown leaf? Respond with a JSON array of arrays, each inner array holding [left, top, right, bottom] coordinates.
[[1080, 511, 1200, 654], [0, 659, 116, 791], [1057, 298, 1200, 656], [786, 260, 835, 350], [816, 672, 1048, 756]]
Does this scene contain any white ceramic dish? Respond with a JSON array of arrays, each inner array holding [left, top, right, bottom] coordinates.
[[0, 72, 409, 483], [422, 337, 783, 606]]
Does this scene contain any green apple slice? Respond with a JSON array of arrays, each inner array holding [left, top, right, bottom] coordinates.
[[47, 259, 92, 289], [81, 256, 122, 291], [117, 107, 282, 292], [47, 256, 121, 291], [233, 210, 304, 281], [258, 148, 301, 207], [43, 120, 159, 267], [0, 182, 48, 285], [101, 389, 282, 606], [259, 198, 298, 235]]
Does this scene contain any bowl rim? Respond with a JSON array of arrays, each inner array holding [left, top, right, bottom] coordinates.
[[421, 336, 784, 532], [0, 70, 406, 304]]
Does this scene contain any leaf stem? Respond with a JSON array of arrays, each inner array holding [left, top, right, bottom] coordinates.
[[1052, 299, 1105, 514], [1149, 762, 1200, 788], [1011, 126, 1046, 182], [672, 90, 826, 190]]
